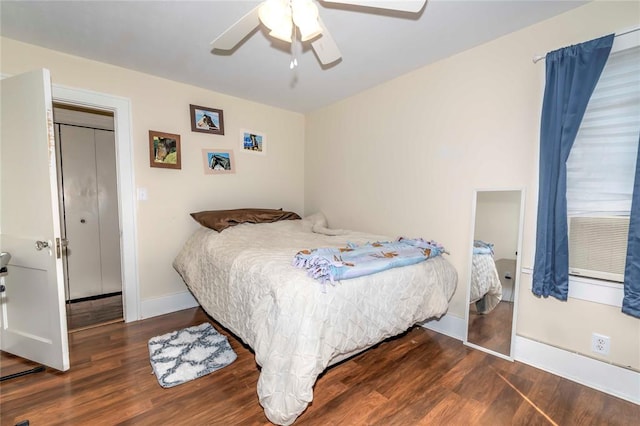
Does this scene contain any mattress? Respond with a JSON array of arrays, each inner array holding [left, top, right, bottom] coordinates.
[[469, 253, 502, 314], [173, 219, 457, 425]]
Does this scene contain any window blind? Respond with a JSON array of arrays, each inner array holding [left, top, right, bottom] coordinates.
[[566, 45, 640, 216]]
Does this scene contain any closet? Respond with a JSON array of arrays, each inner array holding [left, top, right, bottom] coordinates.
[[54, 105, 123, 329]]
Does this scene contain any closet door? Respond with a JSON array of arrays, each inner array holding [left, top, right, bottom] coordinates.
[[60, 124, 102, 299], [95, 129, 122, 294]]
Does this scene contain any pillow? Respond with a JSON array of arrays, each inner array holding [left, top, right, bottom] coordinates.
[[301, 211, 347, 236], [301, 212, 326, 232], [190, 208, 301, 232]]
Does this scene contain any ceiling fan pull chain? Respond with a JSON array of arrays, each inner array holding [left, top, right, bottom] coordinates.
[[290, 25, 299, 69]]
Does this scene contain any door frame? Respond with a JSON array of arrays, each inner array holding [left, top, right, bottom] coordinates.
[[53, 85, 139, 322]]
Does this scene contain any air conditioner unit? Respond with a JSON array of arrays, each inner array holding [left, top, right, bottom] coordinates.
[[568, 216, 629, 283]]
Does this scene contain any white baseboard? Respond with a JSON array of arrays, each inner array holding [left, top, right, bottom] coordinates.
[[420, 312, 466, 340], [140, 291, 198, 319], [514, 336, 640, 405], [421, 313, 639, 405]]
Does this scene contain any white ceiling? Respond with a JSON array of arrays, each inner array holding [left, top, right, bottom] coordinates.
[[0, 0, 587, 113]]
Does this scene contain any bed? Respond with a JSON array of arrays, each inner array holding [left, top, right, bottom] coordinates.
[[469, 240, 502, 314], [173, 211, 458, 425]]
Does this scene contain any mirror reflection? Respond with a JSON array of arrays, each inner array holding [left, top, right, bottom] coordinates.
[[467, 190, 522, 357]]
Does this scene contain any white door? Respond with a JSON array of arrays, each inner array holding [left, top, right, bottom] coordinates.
[[0, 69, 70, 371], [94, 129, 123, 295], [59, 124, 103, 299], [57, 123, 122, 301]]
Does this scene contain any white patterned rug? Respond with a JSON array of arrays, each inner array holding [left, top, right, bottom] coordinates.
[[148, 322, 237, 388]]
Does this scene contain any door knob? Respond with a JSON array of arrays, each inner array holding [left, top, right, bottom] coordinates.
[[80, 219, 86, 224], [35, 240, 50, 250]]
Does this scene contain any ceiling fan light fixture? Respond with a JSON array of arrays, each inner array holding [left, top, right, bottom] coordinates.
[[258, 0, 291, 32], [297, 23, 322, 42], [269, 26, 293, 43], [292, 0, 322, 41]]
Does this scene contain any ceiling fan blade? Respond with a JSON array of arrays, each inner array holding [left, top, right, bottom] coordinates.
[[321, 0, 426, 13], [311, 18, 341, 65], [210, 5, 261, 51]]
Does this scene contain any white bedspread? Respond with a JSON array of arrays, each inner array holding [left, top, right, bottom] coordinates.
[[470, 253, 502, 313], [173, 220, 457, 425]]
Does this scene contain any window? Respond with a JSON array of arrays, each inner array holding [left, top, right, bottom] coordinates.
[[566, 32, 640, 284]]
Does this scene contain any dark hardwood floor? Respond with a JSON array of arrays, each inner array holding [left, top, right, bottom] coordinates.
[[468, 301, 514, 356], [66, 294, 123, 331], [0, 307, 636, 426]]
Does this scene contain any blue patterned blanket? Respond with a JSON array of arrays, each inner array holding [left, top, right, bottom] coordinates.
[[293, 238, 445, 284], [473, 240, 494, 255]]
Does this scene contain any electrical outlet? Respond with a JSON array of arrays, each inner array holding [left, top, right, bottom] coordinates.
[[591, 333, 610, 355]]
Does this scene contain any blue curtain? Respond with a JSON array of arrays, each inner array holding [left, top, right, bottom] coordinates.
[[532, 34, 614, 300], [623, 135, 640, 318]]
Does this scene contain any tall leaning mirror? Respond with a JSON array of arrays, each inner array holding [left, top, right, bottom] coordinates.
[[465, 189, 524, 360]]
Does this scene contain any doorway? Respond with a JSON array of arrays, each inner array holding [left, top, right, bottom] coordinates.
[[52, 84, 139, 324], [53, 104, 123, 331]]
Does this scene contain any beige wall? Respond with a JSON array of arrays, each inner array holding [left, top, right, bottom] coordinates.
[[1, 38, 305, 302], [475, 191, 521, 262], [305, 1, 640, 369]]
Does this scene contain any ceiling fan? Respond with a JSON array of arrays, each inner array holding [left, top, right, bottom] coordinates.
[[211, 0, 427, 67]]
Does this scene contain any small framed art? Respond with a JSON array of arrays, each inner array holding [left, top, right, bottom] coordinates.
[[240, 129, 266, 155], [190, 104, 224, 135], [149, 130, 181, 169], [202, 149, 235, 175]]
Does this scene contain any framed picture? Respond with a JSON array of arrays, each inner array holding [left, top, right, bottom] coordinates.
[[190, 104, 224, 135], [240, 129, 266, 155], [202, 149, 235, 175], [149, 130, 181, 169]]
